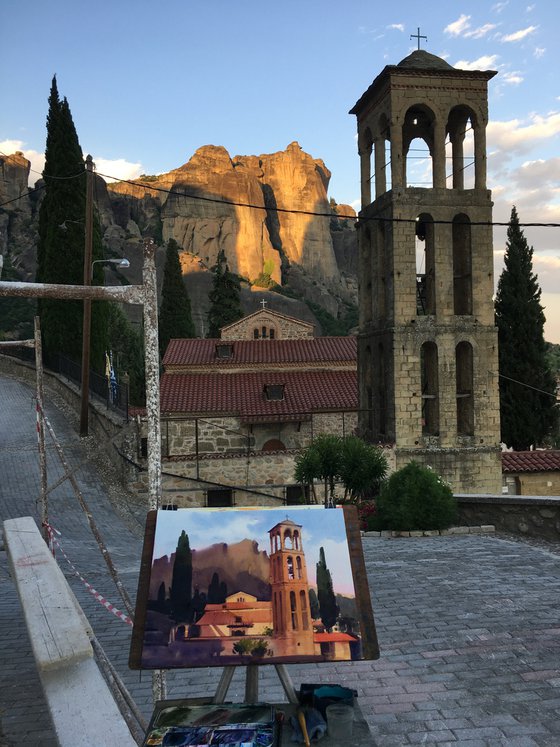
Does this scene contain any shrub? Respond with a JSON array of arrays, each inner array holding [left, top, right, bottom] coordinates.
[[375, 462, 457, 531]]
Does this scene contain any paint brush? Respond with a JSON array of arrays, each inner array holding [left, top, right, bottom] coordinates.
[[297, 708, 311, 747]]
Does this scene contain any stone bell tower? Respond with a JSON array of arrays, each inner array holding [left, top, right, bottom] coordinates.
[[269, 518, 315, 657], [350, 49, 501, 493]]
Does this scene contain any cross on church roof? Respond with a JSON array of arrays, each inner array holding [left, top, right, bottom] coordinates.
[[410, 27, 427, 50], [260, 299, 267, 310]]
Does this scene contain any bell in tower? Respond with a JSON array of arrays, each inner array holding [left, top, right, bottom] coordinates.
[[350, 47, 502, 493]]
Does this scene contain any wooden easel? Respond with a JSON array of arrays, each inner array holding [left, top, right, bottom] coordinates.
[[212, 663, 298, 704]]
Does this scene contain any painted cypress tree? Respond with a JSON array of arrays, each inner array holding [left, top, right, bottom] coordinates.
[[36, 77, 108, 369], [170, 530, 193, 621], [495, 207, 558, 449], [316, 547, 339, 633], [158, 238, 195, 356], [207, 249, 244, 337]]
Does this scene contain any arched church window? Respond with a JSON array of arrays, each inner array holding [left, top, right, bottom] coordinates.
[[456, 341, 474, 435], [452, 215, 472, 315], [421, 342, 439, 435]]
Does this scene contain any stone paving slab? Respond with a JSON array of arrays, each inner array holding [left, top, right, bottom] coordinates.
[[1, 374, 560, 746]]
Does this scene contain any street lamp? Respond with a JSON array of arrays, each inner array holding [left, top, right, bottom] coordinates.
[[91, 258, 130, 281]]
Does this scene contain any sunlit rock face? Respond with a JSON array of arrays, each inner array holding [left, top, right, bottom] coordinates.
[[1, 144, 358, 333], [106, 142, 349, 292]]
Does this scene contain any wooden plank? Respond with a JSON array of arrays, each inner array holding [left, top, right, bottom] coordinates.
[[4, 516, 92, 670]]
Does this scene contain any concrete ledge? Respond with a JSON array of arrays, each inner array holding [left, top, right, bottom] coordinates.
[[4, 516, 92, 670], [3, 516, 136, 746]]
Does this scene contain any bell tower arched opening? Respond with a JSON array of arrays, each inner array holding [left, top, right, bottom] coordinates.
[[404, 105, 436, 188]]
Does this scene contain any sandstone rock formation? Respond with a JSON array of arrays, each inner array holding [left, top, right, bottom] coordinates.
[[1, 143, 358, 334]]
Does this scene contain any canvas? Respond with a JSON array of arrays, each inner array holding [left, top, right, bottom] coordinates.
[[130, 505, 379, 669]]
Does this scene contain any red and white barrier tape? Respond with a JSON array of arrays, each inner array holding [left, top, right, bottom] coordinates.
[[43, 522, 133, 626]]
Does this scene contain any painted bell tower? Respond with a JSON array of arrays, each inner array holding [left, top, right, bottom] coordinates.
[[269, 518, 315, 656], [350, 49, 502, 493]]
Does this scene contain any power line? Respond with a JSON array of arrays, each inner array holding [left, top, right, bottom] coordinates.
[[498, 372, 558, 400], [3, 165, 560, 229]]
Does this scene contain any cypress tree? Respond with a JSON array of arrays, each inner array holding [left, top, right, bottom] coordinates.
[[36, 77, 108, 369], [207, 249, 244, 337], [495, 207, 558, 449], [316, 547, 339, 632], [170, 530, 193, 621], [158, 238, 195, 356]]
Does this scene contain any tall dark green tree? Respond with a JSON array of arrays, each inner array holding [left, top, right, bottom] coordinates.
[[36, 76, 108, 369], [170, 530, 193, 621], [158, 238, 195, 355], [316, 547, 339, 632], [495, 206, 558, 449], [207, 249, 244, 337]]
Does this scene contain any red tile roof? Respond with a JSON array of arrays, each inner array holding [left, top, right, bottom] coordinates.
[[501, 450, 560, 473], [160, 370, 358, 417], [163, 337, 357, 369], [314, 632, 358, 643]]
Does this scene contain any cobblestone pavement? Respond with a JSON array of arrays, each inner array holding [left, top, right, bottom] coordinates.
[[1, 374, 560, 746]]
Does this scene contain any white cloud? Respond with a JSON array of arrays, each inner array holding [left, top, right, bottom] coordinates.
[[502, 71, 524, 85], [444, 14, 471, 36], [492, 1, 509, 13], [534, 47, 545, 58], [501, 25, 538, 42], [388, 23, 404, 32], [92, 157, 144, 183], [465, 23, 497, 39], [454, 54, 499, 70], [487, 112, 560, 155]]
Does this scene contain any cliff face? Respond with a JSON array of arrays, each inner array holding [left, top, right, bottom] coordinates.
[[1, 143, 358, 332], [106, 142, 355, 298]]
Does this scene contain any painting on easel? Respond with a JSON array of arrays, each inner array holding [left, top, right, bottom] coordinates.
[[129, 505, 379, 669]]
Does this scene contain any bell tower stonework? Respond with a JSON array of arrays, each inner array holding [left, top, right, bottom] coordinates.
[[350, 50, 502, 493]]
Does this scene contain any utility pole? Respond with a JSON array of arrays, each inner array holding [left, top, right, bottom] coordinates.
[[80, 154, 94, 437]]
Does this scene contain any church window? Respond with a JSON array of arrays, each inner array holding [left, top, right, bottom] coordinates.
[[453, 215, 472, 315], [253, 328, 259, 339], [290, 591, 298, 630], [416, 214, 435, 315], [456, 342, 474, 435], [296, 556, 302, 579], [403, 105, 436, 188], [215, 343, 233, 359], [421, 342, 439, 435], [264, 384, 285, 401], [300, 590, 309, 630]]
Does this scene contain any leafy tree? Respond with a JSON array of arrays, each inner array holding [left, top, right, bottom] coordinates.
[[375, 462, 457, 531], [207, 249, 243, 337], [294, 434, 342, 506], [294, 434, 387, 506], [495, 207, 558, 449], [158, 238, 195, 356], [170, 530, 192, 621], [36, 76, 108, 369], [339, 436, 388, 501], [207, 571, 227, 604], [316, 547, 339, 632], [308, 588, 320, 620]]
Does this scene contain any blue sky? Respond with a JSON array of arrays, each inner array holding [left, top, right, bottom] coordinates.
[[152, 506, 356, 596], [2, 1, 559, 340]]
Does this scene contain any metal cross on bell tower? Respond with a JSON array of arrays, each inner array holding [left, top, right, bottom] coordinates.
[[410, 27, 427, 50]]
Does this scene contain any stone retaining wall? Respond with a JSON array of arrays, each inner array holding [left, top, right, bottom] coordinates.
[[457, 494, 560, 542]]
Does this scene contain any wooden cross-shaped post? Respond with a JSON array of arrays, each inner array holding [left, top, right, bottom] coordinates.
[[410, 27, 427, 50]]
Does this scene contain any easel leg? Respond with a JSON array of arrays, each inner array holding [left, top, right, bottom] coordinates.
[[245, 664, 259, 702], [275, 664, 298, 703], [212, 666, 236, 703]]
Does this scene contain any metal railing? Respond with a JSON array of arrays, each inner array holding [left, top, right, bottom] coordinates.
[[3, 346, 128, 420]]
